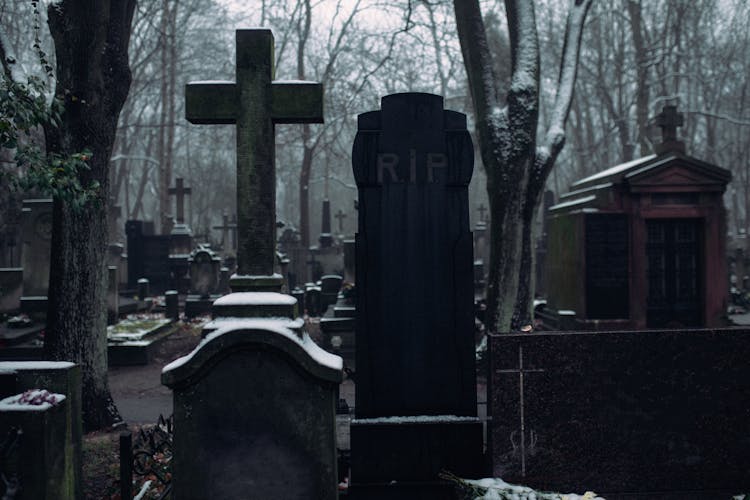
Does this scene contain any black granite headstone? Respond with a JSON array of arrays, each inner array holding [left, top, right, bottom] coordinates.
[[490, 330, 750, 498], [350, 93, 482, 496]]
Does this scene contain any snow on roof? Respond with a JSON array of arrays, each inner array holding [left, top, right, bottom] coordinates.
[[0, 361, 75, 371], [162, 318, 342, 374], [559, 182, 613, 200], [0, 389, 66, 412], [549, 195, 596, 211], [352, 415, 481, 425], [571, 154, 657, 187], [274, 80, 319, 85], [188, 80, 234, 85], [213, 292, 297, 306]]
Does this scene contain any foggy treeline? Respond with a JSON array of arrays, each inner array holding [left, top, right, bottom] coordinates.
[[2, 0, 750, 249]]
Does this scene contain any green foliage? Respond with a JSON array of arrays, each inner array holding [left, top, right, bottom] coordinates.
[[0, 69, 99, 210]]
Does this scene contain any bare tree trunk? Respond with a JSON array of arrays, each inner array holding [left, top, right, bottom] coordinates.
[[44, 0, 136, 432], [627, 0, 651, 156], [297, 0, 313, 250], [455, 0, 592, 332]]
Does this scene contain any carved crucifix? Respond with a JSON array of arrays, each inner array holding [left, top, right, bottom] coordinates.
[[213, 211, 238, 252], [334, 209, 347, 233], [168, 178, 192, 225], [185, 29, 323, 290], [496, 344, 545, 477], [654, 105, 685, 154]]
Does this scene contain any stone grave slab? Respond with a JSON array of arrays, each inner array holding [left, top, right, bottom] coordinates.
[[490, 329, 750, 498], [107, 317, 177, 366]]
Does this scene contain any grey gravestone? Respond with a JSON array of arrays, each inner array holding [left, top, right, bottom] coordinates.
[[162, 321, 342, 499], [185, 246, 222, 317], [107, 266, 119, 325], [304, 283, 322, 316], [319, 198, 333, 248], [165, 290, 179, 321], [188, 247, 220, 297], [319, 274, 343, 312], [490, 330, 750, 498], [0, 268, 22, 314], [213, 212, 237, 254], [350, 93, 482, 495], [19, 199, 53, 318], [186, 29, 322, 291], [125, 220, 171, 293]]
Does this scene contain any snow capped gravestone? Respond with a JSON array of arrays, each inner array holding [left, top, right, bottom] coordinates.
[[349, 93, 483, 497], [0, 361, 82, 500], [162, 318, 342, 499]]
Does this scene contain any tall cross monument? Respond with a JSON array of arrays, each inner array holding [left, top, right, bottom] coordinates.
[[186, 29, 323, 291]]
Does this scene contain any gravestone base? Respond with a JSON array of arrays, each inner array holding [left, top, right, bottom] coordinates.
[[350, 418, 484, 499], [348, 481, 462, 500], [184, 293, 222, 318], [211, 291, 297, 319], [19, 295, 47, 321], [229, 273, 284, 293]]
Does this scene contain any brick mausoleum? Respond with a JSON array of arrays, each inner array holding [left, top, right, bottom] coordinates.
[[544, 106, 731, 329]]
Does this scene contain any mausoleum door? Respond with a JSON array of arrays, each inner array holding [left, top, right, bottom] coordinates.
[[645, 219, 703, 327]]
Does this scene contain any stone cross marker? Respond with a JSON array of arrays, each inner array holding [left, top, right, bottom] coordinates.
[[186, 29, 323, 290], [168, 177, 192, 225], [655, 104, 685, 154], [212, 211, 237, 252], [334, 209, 347, 233], [477, 203, 487, 222], [656, 105, 683, 142]]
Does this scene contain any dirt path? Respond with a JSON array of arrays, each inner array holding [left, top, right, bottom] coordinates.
[[109, 322, 203, 425]]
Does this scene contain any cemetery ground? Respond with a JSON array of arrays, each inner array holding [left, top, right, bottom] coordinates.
[[82, 319, 203, 499]]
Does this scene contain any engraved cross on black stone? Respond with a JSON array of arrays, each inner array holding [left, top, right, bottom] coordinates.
[[496, 345, 545, 476]]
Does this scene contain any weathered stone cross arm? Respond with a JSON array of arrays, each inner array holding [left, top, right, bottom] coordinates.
[[185, 80, 323, 125]]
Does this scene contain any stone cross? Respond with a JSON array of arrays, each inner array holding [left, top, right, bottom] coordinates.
[[477, 203, 487, 222], [334, 209, 347, 233], [185, 29, 323, 289], [213, 212, 238, 252], [168, 178, 192, 224], [655, 105, 683, 143], [496, 344, 545, 477]]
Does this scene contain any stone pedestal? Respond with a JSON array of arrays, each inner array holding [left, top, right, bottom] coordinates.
[[0, 362, 81, 499]]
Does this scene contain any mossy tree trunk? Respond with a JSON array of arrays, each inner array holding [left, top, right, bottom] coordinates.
[[44, 0, 136, 432]]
